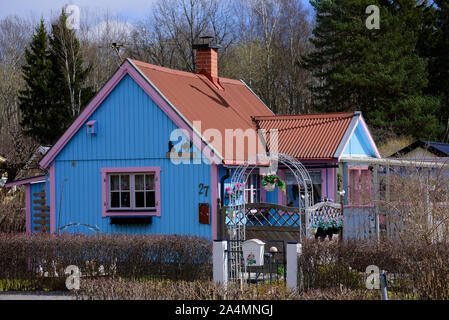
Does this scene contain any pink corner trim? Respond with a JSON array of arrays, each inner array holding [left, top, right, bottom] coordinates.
[[320, 169, 326, 198], [25, 184, 31, 234], [40, 60, 221, 169], [5, 175, 46, 188], [211, 164, 218, 240], [50, 164, 56, 233], [100, 167, 161, 217], [259, 168, 266, 203], [327, 167, 335, 200]]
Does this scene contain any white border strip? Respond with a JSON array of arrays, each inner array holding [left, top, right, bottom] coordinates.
[[334, 113, 360, 159]]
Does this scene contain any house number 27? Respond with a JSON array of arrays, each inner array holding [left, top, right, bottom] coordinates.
[[198, 184, 209, 197]]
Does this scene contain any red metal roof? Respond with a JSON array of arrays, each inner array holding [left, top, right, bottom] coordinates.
[[254, 113, 355, 160], [131, 60, 273, 161], [39, 58, 358, 168]]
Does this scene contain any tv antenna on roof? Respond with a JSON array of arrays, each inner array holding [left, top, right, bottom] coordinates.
[[98, 41, 176, 66], [111, 42, 125, 62]]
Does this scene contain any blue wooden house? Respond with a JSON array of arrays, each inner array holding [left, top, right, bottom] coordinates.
[[6, 43, 380, 239]]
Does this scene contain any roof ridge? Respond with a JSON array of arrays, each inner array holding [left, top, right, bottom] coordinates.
[[253, 112, 354, 121], [255, 115, 354, 133], [131, 59, 243, 85]]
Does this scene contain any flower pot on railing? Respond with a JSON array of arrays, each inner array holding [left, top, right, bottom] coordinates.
[[265, 183, 276, 192], [311, 216, 344, 241]]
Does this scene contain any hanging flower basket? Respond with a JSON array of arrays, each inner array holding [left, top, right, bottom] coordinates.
[[233, 183, 244, 197], [261, 172, 286, 194], [224, 187, 234, 198]]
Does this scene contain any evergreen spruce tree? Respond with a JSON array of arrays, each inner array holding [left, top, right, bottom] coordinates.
[[421, 0, 449, 141], [19, 12, 94, 146], [18, 19, 61, 145], [302, 0, 443, 141]]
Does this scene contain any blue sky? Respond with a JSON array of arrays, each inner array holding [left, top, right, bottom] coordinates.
[[0, 0, 157, 22], [1, 1, 314, 23]]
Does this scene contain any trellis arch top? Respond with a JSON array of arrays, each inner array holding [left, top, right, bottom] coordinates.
[[228, 152, 314, 209]]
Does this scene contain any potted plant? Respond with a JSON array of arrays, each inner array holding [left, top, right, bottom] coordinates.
[[233, 183, 244, 197], [224, 187, 234, 198], [261, 172, 286, 194], [312, 216, 343, 240]]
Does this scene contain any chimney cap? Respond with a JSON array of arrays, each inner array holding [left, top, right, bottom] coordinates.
[[193, 35, 220, 50], [192, 43, 221, 50]]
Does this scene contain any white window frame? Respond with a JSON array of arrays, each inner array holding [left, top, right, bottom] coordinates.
[[108, 173, 156, 211], [101, 167, 161, 217]]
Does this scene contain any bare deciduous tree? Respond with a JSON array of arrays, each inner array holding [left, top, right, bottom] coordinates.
[[0, 16, 33, 143], [130, 0, 234, 72], [78, 9, 134, 90], [0, 15, 36, 176], [50, 11, 92, 117]]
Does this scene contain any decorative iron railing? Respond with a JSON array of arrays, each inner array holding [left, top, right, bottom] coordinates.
[[306, 201, 342, 227]]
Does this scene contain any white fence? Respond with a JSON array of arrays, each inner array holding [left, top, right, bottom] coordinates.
[[343, 207, 377, 240], [343, 206, 403, 241]]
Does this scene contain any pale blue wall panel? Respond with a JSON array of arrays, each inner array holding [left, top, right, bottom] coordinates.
[[52, 74, 212, 238], [343, 122, 376, 157]]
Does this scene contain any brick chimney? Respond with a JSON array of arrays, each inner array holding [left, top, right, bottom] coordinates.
[[193, 41, 222, 88]]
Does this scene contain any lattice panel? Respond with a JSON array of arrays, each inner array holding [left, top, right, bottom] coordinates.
[[245, 205, 301, 227], [225, 203, 304, 228], [307, 201, 342, 228]]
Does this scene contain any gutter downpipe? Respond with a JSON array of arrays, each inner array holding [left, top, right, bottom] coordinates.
[[220, 169, 231, 203], [218, 169, 231, 239]]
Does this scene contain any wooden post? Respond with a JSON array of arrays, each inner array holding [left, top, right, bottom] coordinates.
[[385, 165, 390, 240], [373, 164, 380, 243], [385, 165, 390, 203], [380, 270, 388, 300], [337, 163, 345, 240], [425, 168, 433, 241]]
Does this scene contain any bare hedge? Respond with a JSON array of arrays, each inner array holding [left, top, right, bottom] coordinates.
[[0, 233, 212, 291], [0, 199, 26, 233], [298, 239, 449, 299], [74, 278, 378, 300]]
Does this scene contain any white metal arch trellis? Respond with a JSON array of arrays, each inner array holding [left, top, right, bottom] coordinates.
[[225, 152, 313, 282]]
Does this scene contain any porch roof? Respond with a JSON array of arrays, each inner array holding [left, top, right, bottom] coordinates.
[[253, 112, 355, 160]]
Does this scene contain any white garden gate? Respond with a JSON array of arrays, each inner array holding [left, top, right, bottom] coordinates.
[[224, 152, 313, 283]]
